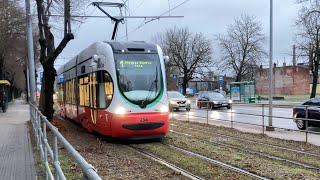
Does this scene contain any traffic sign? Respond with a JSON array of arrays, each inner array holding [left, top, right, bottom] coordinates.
[[219, 76, 223, 85], [172, 74, 177, 80]]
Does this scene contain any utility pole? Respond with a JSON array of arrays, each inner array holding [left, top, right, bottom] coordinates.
[[168, 0, 171, 16], [267, 0, 275, 131], [25, 0, 36, 105], [124, 0, 129, 40]]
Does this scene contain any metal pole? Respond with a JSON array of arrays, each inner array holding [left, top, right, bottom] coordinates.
[[305, 107, 308, 143], [206, 102, 209, 125], [168, 0, 171, 16], [187, 110, 189, 122], [27, 64, 30, 101], [125, 1, 128, 41], [43, 122, 48, 180], [53, 136, 60, 180], [262, 104, 265, 135], [230, 104, 233, 128], [267, 0, 275, 131], [25, 0, 37, 105]]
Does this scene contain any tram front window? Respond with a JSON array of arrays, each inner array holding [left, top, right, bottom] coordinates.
[[115, 53, 162, 107]]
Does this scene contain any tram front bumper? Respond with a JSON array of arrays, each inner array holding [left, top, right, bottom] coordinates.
[[111, 112, 169, 138]]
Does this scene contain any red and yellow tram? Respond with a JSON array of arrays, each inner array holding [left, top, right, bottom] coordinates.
[[56, 41, 169, 139]]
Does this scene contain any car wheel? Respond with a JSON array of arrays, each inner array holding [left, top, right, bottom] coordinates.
[[296, 115, 306, 130], [208, 103, 213, 110], [197, 103, 201, 109], [227, 105, 231, 109], [186, 108, 190, 111]]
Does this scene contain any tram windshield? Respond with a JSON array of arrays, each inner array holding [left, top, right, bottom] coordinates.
[[115, 53, 162, 107]]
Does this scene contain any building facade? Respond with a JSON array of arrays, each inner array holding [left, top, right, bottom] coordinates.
[[255, 63, 310, 95]]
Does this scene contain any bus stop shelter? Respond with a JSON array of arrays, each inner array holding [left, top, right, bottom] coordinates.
[[229, 81, 255, 103]]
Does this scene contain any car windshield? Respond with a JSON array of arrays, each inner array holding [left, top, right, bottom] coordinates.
[[114, 53, 163, 105], [208, 92, 225, 99], [168, 92, 184, 99]]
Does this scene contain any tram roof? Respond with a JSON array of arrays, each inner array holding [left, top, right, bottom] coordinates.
[[104, 41, 158, 53]]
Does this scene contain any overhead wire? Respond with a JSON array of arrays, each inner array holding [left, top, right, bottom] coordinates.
[[118, 0, 191, 40], [130, 0, 145, 15]]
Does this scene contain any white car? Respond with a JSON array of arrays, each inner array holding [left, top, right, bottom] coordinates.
[[168, 91, 191, 111]]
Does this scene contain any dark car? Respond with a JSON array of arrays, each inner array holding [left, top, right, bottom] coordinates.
[[196, 91, 232, 109], [293, 98, 320, 130]]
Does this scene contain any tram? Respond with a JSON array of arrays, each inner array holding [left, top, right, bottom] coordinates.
[[56, 41, 169, 139]]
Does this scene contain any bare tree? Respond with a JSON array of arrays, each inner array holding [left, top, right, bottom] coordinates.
[[0, 1, 30, 97], [155, 27, 212, 95], [295, 0, 320, 98], [35, 0, 90, 120], [216, 14, 267, 82]]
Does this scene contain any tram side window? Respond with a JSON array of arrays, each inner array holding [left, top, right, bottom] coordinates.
[[89, 73, 97, 108], [57, 83, 63, 102], [84, 77, 89, 106], [65, 79, 76, 104], [105, 73, 113, 107], [79, 78, 85, 106], [97, 71, 113, 109]]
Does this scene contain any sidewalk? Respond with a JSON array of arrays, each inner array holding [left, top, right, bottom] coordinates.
[[0, 100, 36, 180]]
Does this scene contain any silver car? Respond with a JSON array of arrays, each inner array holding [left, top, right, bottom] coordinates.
[[168, 91, 191, 111]]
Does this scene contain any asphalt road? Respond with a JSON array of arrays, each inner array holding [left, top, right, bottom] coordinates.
[[171, 104, 299, 131]]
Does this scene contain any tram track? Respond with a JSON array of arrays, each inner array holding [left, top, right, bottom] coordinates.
[[129, 143, 268, 180], [170, 129, 320, 171], [161, 143, 269, 180], [170, 125, 320, 171], [170, 123, 320, 158], [127, 145, 203, 180]]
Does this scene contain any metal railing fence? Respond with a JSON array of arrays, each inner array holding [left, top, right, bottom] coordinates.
[[29, 103, 102, 180], [170, 101, 320, 143]]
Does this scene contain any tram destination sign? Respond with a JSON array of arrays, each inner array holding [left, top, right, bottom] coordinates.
[[119, 60, 153, 68]]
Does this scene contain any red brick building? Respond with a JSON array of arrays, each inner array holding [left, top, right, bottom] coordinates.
[[255, 63, 310, 95]]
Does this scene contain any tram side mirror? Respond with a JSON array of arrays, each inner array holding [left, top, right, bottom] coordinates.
[[164, 56, 170, 64], [92, 54, 100, 63]]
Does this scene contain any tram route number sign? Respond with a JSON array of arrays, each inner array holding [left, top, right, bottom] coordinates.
[[119, 60, 153, 68]]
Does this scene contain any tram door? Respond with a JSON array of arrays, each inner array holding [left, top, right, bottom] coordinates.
[[89, 73, 97, 124]]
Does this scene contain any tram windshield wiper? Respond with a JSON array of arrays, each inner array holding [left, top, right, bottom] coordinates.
[[140, 66, 158, 108]]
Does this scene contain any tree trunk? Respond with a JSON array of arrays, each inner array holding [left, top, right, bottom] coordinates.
[[38, 64, 56, 121], [310, 68, 318, 98], [235, 74, 241, 82], [182, 82, 187, 95]]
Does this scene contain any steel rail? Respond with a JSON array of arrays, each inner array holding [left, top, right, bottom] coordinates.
[[170, 123, 320, 158], [163, 143, 269, 180], [127, 145, 203, 180], [170, 129, 320, 171]]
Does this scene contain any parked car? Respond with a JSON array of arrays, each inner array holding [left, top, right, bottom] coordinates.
[[168, 91, 191, 111], [292, 98, 320, 130], [196, 91, 232, 109]]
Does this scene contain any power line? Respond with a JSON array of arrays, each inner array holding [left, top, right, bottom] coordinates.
[[118, 0, 190, 40], [130, 0, 145, 15], [32, 14, 183, 19]]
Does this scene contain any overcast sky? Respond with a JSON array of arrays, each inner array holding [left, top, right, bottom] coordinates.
[[52, 0, 302, 70]]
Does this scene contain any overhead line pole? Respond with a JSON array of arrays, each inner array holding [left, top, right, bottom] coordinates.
[[25, 0, 36, 105], [267, 0, 275, 131]]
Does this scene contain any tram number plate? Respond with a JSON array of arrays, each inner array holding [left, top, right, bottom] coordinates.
[[97, 62, 105, 68], [140, 117, 148, 123]]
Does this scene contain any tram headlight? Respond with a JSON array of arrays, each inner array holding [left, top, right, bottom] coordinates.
[[115, 107, 126, 115], [160, 105, 169, 113]]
